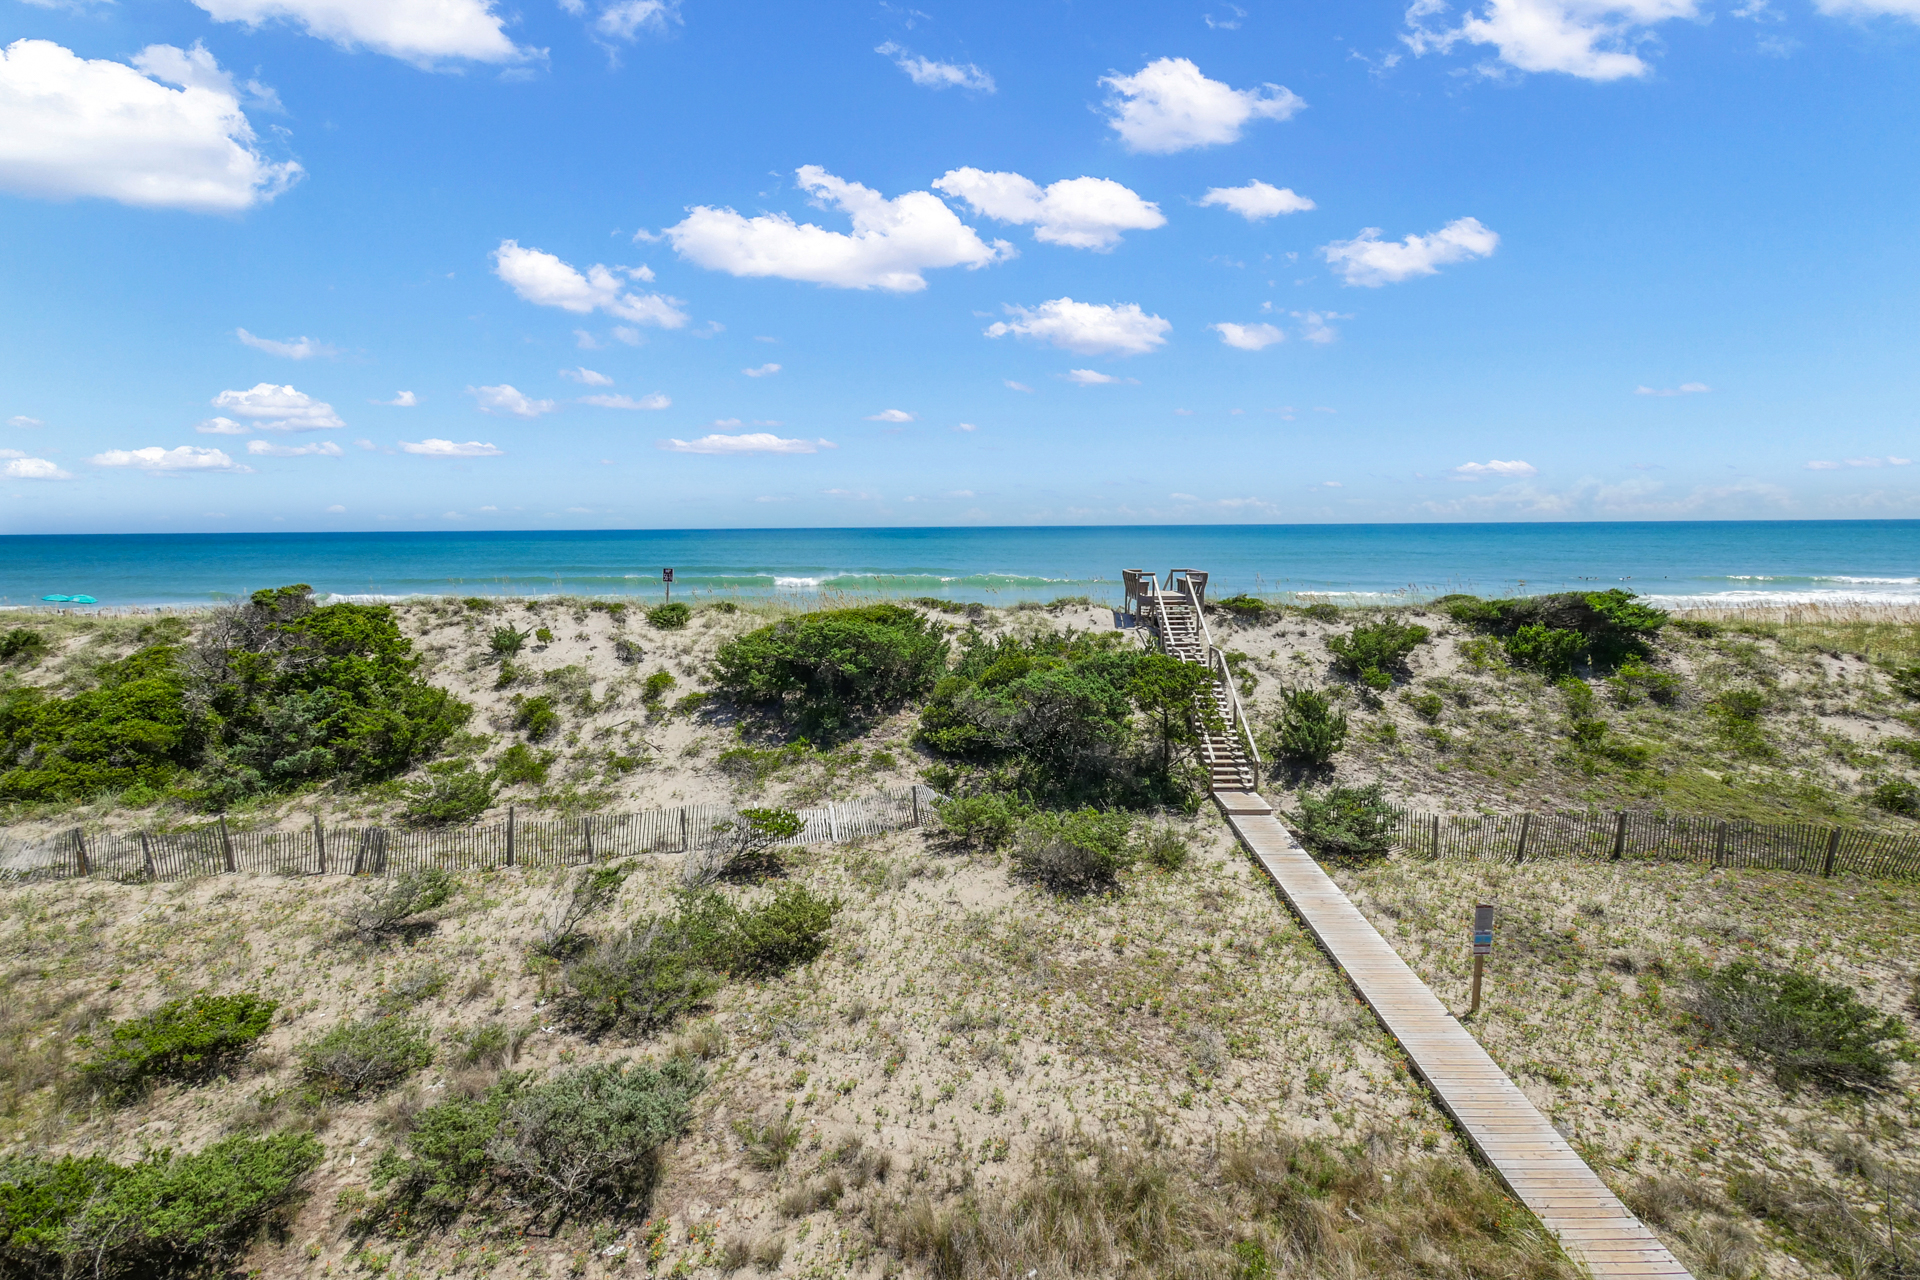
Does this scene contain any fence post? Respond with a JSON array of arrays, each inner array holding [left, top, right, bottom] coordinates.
[[680, 808, 690, 852], [506, 805, 516, 867], [1712, 820, 1728, 869], [582, 816, 595, 863], [1432, 814, 1441, 859], [352, 829, 371, 876], [139, 831, 156, 880], [1513, 813, 1532, 865], [218, 815, 236, 873], [1822, 827, 1841, 878], [1611, 811, 1628, 862], [910, 787, 921, 828], [71, 827, 91, 877], [313, 814, 327, 875]]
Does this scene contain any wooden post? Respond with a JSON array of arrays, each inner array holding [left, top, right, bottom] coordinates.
[[218, 815, 236, 873], [1432, 814, 1442, 859], [506, 805, 516, 867], [139, 831, 156, 880], [910, 787, 921, 828], [1513, 813, 1532, 865], [352, 829, 371, 876], [1712, 820, 1728, 870], [582, 815, 594, 863], [313, 814, 327, 874], [679, 808, 690, 852], [1611, 811, 1628, 862], [71, 827, 91, 877], [1822, 827, 1841, 878], [1468, 903, 1494, 1018]]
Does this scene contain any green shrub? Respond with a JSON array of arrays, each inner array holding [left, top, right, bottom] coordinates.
[[1870, 779, 1920, 817], [343, 868, 456, 943], [371, 1081, 513, 1223], [403, 760, 494, 825], [934, 794, 1026, 852], [0, 645, 193, 803], [1687, 961, 1913, 1090], [647, 603, 690, 631], [0, 1133, 321, 1277], [1011, 808, 1135, 895], [492, 742, 552, 787], [1605, 656, 1679, 705], [1444, 589, 1665, 673], [700, 601, 737, 615], [80, 994, 277, 1102], [641, 670, 677, 704], [489, 1059, 703, 1215], [1213, 595, 1268, 619], [1505, 624, 1586, 675], [489, 625, 529, 659], [1405, 691, 1444, 721], [535, 864, 633, 960], [534, 627, 554, 644], [0, 629, 48, 666], [451, 1022, 524, 1070], [1327, 620, 1430, 689], [728, 884, 839, 976], [715, 604, 947, 740], [513, 695, 559, 741], [462, 597, 493, 611], [1289, 784, 1398, 861], [1300, 602, 1342, 622], [1709, 687, 1772, 757], [558, 913, 722, 1037], [701, 807, 805, 883], [1138, 824, 1190, 871], [298, 1017, 432, 1098], [1269, 688, 1347, 766]]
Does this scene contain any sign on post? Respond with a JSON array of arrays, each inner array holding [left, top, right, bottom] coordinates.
[[662, 567, 674, 603], [1468, 902, 1495, 1018]]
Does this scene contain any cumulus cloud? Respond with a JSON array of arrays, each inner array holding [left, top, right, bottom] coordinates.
[[1451, 459, 1538, 480], [932, 169, 1164, 251], [236, 328, 337, 359], [953, 423, 977, 432], [195, 417, 249, 434], [1211, 321, 1284, 350], [592, 0, 677, 41], [493, 241, 688, 328], [1816, 0, 1920, 17], [1806, 455, 1914, 469], [2, 456, 71, 479], [89, 444, 250, 472], [8, 416, 43, 429], [247, 438, 343, 457], [375, 391, 418, 406], [875, 42, 994, 91], [867, 409, 915, 422], [1293, 311, 1345, 344], [579, 393, 670, 410], [985, 297, 1171, 356], [665, 166, 1013, 293], [738, 364, 781, 380], [1100, 57, 1304, 154], [210, 383, 343, 431], [1065, 369, 1121, 385], [471, 385, 555, 418], [1402, 0, 1699, 81], [657, 432, 835, 455], [1197, 180, 1314, 221], [560, 366, 614, 386], [189, 0, 529, 66], [1635, 382, 1710, 396], [1322, 217, 1498, 286], [401, 438, 503, 457], [0, 39, 301, 213]]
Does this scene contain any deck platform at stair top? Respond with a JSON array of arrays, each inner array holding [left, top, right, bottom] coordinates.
[[1218, 795, 1693, 1280]]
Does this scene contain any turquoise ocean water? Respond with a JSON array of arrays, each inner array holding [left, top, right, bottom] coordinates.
[[0, 522, 1914, 609]]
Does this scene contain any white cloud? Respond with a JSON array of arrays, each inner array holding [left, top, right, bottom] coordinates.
[[867, 409, 915, 422], [236, 328, 337, 359], [354, 438, 376, 450], [593, 0, 677, 41], [1816, 0, 1920, 17], [1807, 455, 1914, 469], [471, 385, 555, 418], [1804, 460, 1843, 470], [1634, 382, 1710, 396], [953, 423, 977, 432], [1004, 381, 1033, 393], [1403, 0, 1698, 81], [210, 383, 343, 431], [89, 444, 250, 472], [1294, 310, 1346, 344], [376, 391, 418, 406], [1211, 321, 1284, 350], [1322, 217, 1499, 286], [325, 503, 345, 512], [247, 438, 343, 457], [195, 417, 250, 434], [875, 42, 994, 91], [2, 457, 71, 479], [666, 166, 1013, 293], [612, 327, 642, 345], [0, 40, 301, 213], [1197, 180, 1315, 221], [985, 297, 1171, 356], [573, 329, 603, 350], [493, 241, 688, 329], [657, 432, 835, 455], [579, 393, 670, 410], [8, 416, 43, 429], [1100, 57, 1304, 154], [1065, 369, 1121, 385], [189, 0, 529, 66], [743, 363, 782, 377], [401, 438, 503, 457], [1451, 459, 1538, 480], [560, 366, 614, 385], [932, 169, 1165, 251]]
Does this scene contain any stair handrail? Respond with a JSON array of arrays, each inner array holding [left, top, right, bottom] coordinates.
[[1208, 645, 1263, 791]]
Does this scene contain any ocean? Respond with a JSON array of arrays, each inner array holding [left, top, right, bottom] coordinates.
[[0, 521, 1913, 610]]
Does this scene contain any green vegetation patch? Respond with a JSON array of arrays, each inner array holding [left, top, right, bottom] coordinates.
[[1289, 784, 1399, 861], [713, 604, 947, 741], [298, 1016, 433, 1098], [1440, 589, 1667, 674], [646, 602, 690, 631], [1327, 619, 1430, 690], [80, 993, 277, 1103], [1686, 960, 1912, 1090], [1268, 687, 1348, 767], [1010, 808, 1136, 895]]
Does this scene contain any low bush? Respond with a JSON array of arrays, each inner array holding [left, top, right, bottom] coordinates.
[[298, 1017, 433, 1097], [1869, 779, 1919, 817], [79, 993, 277, 1102], [534, 863, 632, 960], [1300, 602, 1343, 621], [934, 794, 1026, 852], [1605, 656, 1680, 705], [1212, 594, 1268, 620], [727, 883, 839, 976], [1686, 960, 1912, 1090], [1446, 589, 1666, 673], [513, 695, 559, 741], [492, 742, 552, 787], [1011, 808, 1135, 895], [692, 807, 804, 884], [450, 1022, 524, 1070], [1708, 687, 1772, 757], [1405, 691, 1444, 720], [641, 670, 677, 704], [1270, 687, 1347, 766], [1290, 784, 1398, 861], [715, 604, 948, 741], [489, 625, 529, 659], [403, 760, 494, 825], [646, 603, 690, 631], [533, 627, 554, 644], [0, 629, 48, 665], [1505, 624, 1586, 676], [0, 1133, 322, 1278], [1137, 823, 1190, 871], [371, 1081, 513, 1224], [343, 868, 456, 943], [1327, 620, 1430, 690]]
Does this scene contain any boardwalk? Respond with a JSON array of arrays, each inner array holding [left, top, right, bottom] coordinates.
[[1216, 790, 1692, 1280]]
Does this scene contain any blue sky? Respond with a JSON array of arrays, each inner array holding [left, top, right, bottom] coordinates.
[[1, 0, 1917, 533]]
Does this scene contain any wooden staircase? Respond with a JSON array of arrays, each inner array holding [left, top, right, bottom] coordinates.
[[1123, 568, 1261, 796]]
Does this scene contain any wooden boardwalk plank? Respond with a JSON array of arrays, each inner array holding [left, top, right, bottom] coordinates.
[[1217, 794, 1692, 1280]]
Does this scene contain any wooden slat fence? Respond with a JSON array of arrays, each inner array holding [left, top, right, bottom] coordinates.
[[0, 786, 934, 884], [1387, 809, 1920, 880]]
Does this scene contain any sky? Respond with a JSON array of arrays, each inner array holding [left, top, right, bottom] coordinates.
[[1, 0, 1917, 533]]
